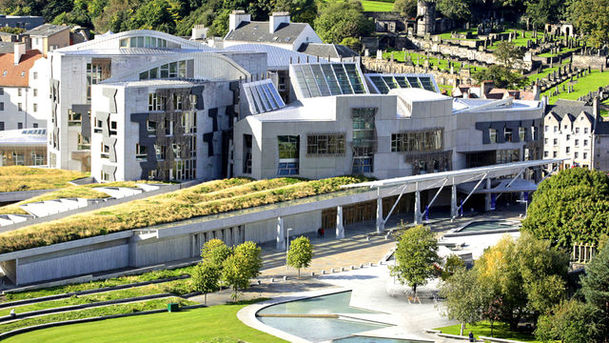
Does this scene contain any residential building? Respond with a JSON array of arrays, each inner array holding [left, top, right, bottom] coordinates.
[[25, 24, 70, 56], [543, 98, 609, 170], [0, 15, 43, 30], [222, 11, 322, 51], [0, 43, 49, 131]]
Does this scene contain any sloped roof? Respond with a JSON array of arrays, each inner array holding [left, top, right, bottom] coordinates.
[[546, 99, 594, 122], [25, 24, 69, 37], [0, 50, 43, 87], [223, 43, 326, 69], [298, 43, 358, 59], [225, 21, 308, 44]]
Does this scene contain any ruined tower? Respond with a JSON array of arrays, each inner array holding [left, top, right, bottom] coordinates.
[[416, 0, 436, 36]]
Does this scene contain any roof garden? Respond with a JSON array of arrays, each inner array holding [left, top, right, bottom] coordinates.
[[0, 176, 367, 254], [0, 167, 89, 192]]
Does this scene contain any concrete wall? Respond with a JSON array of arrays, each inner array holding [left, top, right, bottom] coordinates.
[[244, 211, 322, 244]]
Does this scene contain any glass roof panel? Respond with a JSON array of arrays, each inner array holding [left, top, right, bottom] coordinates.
[[310, 64, 331, 96], [293, 65, 312, 98], [332, 64, 353, 94], [382, 76, 398, 89], [419, 77, 436, 92], [344, 64, 365, 94], [301, 64, 322, 97], [369, 76, 389, 94], [320, 64, 342, 95], [393, 76, 409, 88], [407, 76, 422, 88]]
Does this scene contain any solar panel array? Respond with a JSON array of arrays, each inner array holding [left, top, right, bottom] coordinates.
[[291, 63, 367, 98], [365, 74, 439, 94], [242, 79, 286, 115]]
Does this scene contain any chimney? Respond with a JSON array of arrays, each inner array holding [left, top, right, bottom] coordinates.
[[269, 12, 290, 34], [593, 96, 600, 117], [481, 80, 494, 97], [229, 10, 251, 32], [13, 42, 25, 65], [532, 84, 540, 100]]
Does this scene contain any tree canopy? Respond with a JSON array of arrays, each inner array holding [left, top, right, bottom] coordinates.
[[522, 168, 609, 248], [580, 242, 609, 340], [287, 236, 313, 277], [313, 0, 373, 44], [568, 0, 609, 48]]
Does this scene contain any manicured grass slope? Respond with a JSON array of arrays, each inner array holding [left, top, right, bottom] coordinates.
[[544, 70, 609, 104], [436, 322, 540, 343], [361, 0, 394, 11], [0, 167, 88, 192], [3, 303, 286, 343], [0, 176, 366, 253]]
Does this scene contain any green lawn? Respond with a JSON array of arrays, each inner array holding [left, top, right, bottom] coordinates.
[[3, 302, 286, 343], [436, 321, 540, 343], [0, 167, 89, 193], [537, 47, 580, 58], [382, 50, 482, 74], [361, 0, 394, 11], [543, 69, 609, 104]]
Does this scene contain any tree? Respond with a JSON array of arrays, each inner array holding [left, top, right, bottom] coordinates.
[[473, 65, 529, 89], [274, 0, 317, 25], [201, 238, 231, 267], [568, 0, 609, 48], [392, 0, 417, 17], [525, 0, 564, 29], [437, 0, 471, 23], [314, 0, 373, 44], [390, 225, 440, 298], [440, 254, 465, 281], [340, 37, 361, 52], [523, 168, 609, 248], [439, 268, 487, 335], [535, 300, 602, 343], [287, 236, 313, 278], [493, 41, 524, 67], [221, 254, 250, 301], [581, 242, 609, 340], [190, 262, 221, 304], [233, 241, 262, 280]]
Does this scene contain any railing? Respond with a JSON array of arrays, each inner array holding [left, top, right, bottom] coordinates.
[[571, 242, 596, 264]]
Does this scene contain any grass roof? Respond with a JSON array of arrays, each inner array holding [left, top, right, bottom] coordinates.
[[0, 181, 164, 215], [0, 176, 366, 254], [0, 167, 89, 192]]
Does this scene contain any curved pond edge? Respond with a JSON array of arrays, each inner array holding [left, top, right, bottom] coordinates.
[[443, 219, 521, 238]]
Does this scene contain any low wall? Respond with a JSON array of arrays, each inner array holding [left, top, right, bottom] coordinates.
[[572, 55, 608, 70]]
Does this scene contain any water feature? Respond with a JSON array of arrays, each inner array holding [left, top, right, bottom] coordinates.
[[333, 336, 428, 343], [257, 291, 395, 342], [458, 220, 520, 233]]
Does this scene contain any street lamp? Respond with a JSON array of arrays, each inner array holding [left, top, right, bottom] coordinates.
[[516, 197, 528, 218]]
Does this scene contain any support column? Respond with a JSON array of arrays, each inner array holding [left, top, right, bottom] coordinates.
[[450, 184, 457, 218], [276, 217, 285, 250], [414, 190, 422, 225], [485, 178, 492, 211], [376, 196, 384, 233], [336, 205, 345, 239]]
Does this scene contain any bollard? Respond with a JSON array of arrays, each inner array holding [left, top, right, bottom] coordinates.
[[311, 272, 315, 276], [351, 265, 355, 270], [321, 270, 326, 274], [360, 263, 364, 268], [283, 276, 288, 281], [270, 278, 275, 283]]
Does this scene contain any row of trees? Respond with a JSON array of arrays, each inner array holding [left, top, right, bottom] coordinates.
[[191, 236, 313, 302]]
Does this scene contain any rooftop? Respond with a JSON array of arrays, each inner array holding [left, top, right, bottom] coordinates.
[[100, 79, 209, 88], [0, 128, 46, 146], [225, 21, 309, 44], [25, 24, 69, 37], [223, 43, 326, 69], [0, 50, 43, 87], [298, 43, 358, 59]]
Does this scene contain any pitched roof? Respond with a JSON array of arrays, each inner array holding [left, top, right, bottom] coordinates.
[[224, 21, 308, 44], [298, 43, 358, 59], [25, 24, 69, 37], [0, 50, 43, 87], [546, 99, 593, 121]]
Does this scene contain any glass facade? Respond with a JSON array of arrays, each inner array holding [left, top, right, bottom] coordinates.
[[391, 129, 443, 152], [277, 135, 299, 175], [366, 74, 439, 94], [242, 79, 285, 114], [307, 134, 345, 155], [139, 60, 190, 80], [292, 63, 366, 98], [352, 108, 376, 174]]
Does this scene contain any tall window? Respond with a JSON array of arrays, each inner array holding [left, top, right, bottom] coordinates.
[[68, 110, 81, 126], [277, 135, 299, 175], [31, 152, 44, 166], [148, 93, 164, 111], [17, 103, 22, 112], [489, 128, 497, 143], [352, 108, 376, 174], [519, 127, 526, 141], [504, 128, 513, 142], [307, 134, 345, 155], [87, 59, 111, 101], [392, 129, 442, 152], [136, 144, 147, 160], [243, 134, 252, 174]]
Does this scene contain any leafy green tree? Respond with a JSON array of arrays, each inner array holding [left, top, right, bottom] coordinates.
[[340, 37, 361, 52], [437, 0, 471, 23], [390, 225, 440, 297], [523, 168, 609, 248], [581, 242, 609, 340], [190, 262, 221, 304], [525, 0, 564, 29], [208, 9, 231, 37], [439, 268, 487, 335], [314, 0, 373, 44], [128, 0, 180, 34], [535, 300, 602, 343], [440, 254, 465, 281], [473, 65, 528, 89], [568, 0, 609, 48], [392, 0, 417, 17], [233, 241, 263, 280], [493, 41, 524, 67], [287, 236, 313, 277], [274, 0, 317, 25], [201, 238, 231, 267], [221, 254, 250, 301]]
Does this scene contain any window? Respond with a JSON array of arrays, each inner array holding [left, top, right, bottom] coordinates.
[[68, 110, 82, 126], [139, 60, 191, 80], [17, 103, 22, 111], [277, 135, 299, 175], [519, 127, 526, 141], [33, 123, 38, 128], [531, 126, 537, 140], [243, 134, 253, 174], [101, 143, 110, 159], [504, 128, 513, 142], [33, 88, 37, 97], [584, 139, 588, 146], [584, 152, 588, 159], [575, 127, 580, 134], [544, 151, 548, 158], [164, 119, 173, 136], [392, 129, 443, 151], [31, 152, 44, 166], [584, 128, 589, 134], [17, 122, 22, 129], [33, 72, 38, 79], [553, 151, 557, 158], [575, 152, 579, 158], [544, 125, 548, 132], [147, 120, 157, 135], [17, 88, 22, 96], [0, 87, 4, 95], [154, 144, 166, 160], [148, 93, 164, 111], [33, 103, 37, 112], [0, 102, 4, 111], [308, 134, 346, 155], [564, 124, 568, 129], [173, 94, 183, 110], [0, 121, 4, 131], [554, 126, 558, 132], [566, 134, 570, 140], [488, 128, 497, 143], [553, 138, 558, 145], [109, 121, 117, 135], [575, 139, 579, 146], [12, 153, 24, 166], [544, 138, 548, 144], [352, 108, 376, 174], [87, 59, 111, 101], [566, 147, 570, 153], [136, 144, 147, 160], [94, 117, 103, 133], [77, 133, 90, 150]]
